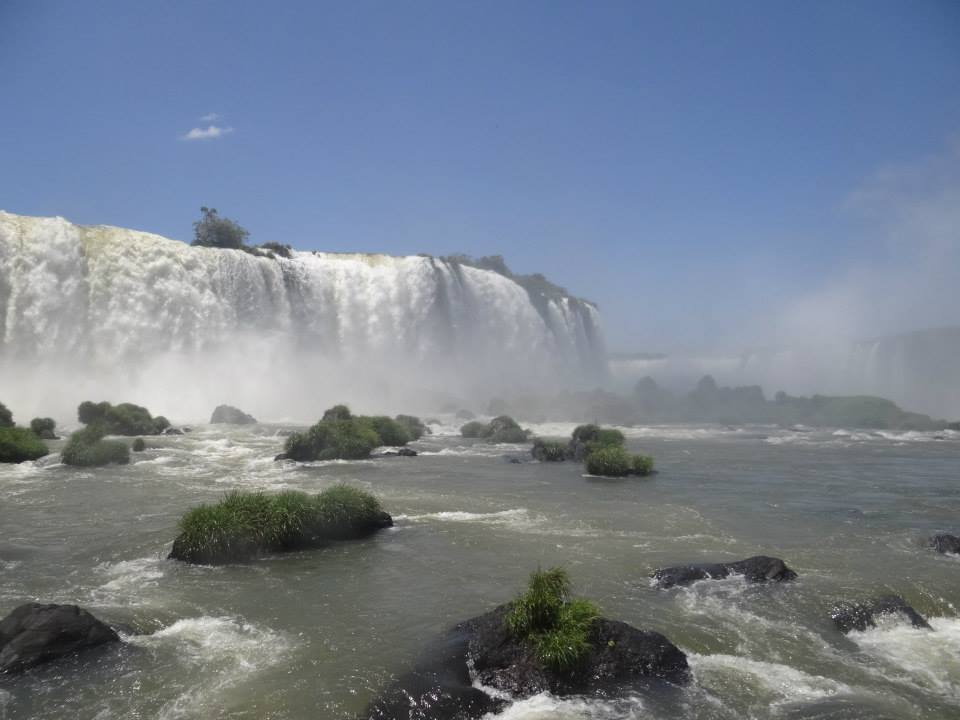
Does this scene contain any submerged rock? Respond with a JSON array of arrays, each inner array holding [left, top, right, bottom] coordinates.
[[651, 555, 797, 589], [0, 603, 119, 673], [210, 404, 258, 425], [930, 533, 960, 554], [830, 595, 931, 634], [363, 604, 688, 720]]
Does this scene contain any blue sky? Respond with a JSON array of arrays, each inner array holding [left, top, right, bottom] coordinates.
[[2, 0, 958, 352]]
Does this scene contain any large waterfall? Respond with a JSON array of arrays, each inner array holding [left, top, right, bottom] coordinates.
[[0, 212, 605, 421]]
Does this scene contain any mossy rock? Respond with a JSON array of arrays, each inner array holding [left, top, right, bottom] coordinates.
[[77, 401, 168, 436], [284, 405, 423, 461], [585, 446, 654, 478], [460, 415, 530, 443]]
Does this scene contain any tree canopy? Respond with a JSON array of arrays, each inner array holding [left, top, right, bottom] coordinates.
[[191, 207, 250, 249]]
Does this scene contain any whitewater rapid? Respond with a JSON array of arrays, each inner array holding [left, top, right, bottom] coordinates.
[[0, 212, 604, 419]]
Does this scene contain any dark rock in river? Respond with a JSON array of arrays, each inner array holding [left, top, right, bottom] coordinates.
[[210, 404, 258, 425], [397, 447, 417, 457], [830, 595, 931, 634], [363, 604, 688, 720], [163, 427, 184, 435], [651, 555, 797, 589], [929, 533, 960, 554], [0, 603, 119, 673], [274, 453, 289, 461]]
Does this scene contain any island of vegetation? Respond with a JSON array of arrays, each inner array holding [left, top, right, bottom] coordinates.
[[77, 400, 170, 435], [0, 402, 49, 463], [282, 404, 427, 461], [532, 424, 654, 477], [168, 485, 393, 564], [459, 415, 530, 443]]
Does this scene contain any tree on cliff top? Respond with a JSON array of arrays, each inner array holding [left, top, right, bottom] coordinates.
[[191, 207, 249, 249]]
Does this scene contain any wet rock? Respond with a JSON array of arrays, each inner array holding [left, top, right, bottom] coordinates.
[[363, 604, 688, 720], [651, 555, 797, 589], [274, 453, 289, 461], [0, 603, 119, 673], [210, 405, 257, 425], [163, 427, 184, 436], [830, 595, 931, 634], [929, 533, 960, 554], [397, 447, 417, 457]]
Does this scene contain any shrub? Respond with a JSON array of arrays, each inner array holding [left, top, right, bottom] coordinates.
[[0, 427, 48, 463], [460, 421, 487, 438], [506, 567, 599, 672], [132, 438, 146, 452], [631, 454, 654, 476], [361, 416, 412, 447], [531, 438, 566, 462], [191, 207, 249, 249], [0, 402, 13, 428], [61, 426, 130, 467], [322, 404, 353, 422], [585, 446, 632, 477], [395, 414, 428, 440], [29, 417, 57, 439], [170, 485, 390, 563], [77, 401, 167, 435], [459, 415, 529, 443]]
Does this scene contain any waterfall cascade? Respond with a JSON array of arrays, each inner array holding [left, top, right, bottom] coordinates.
[[0, 212, 605, 420]]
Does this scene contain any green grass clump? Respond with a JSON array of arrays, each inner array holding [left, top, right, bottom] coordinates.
[[0, 427, 48, 463], [61, 425, 130, 467], [132, 437, 146, 452], [506, 567, 599, 672], [585, 446, 632, 476], [394, 414, 428, 440], [631, 454, 654, 476], [171, 485, 388, 563], [531, 438, 566, 461], [361, 416, 412, 446]]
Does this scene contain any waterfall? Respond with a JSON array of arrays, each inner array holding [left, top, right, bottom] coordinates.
[[0, 212, 605, 420]]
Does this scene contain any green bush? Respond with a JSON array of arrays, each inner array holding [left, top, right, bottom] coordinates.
[[631, 454, 654, 476], [191, 207, 249, 249], [0, 427, 48, 463], [29, 417, 57, 439], [170, 485, 389, 563], [132, 437, 146, 452], [459, 415, 529, 443], [531, 438, 566, 461], [395, 414, 428, 440], [460, 421, 487, 438], [361, 416, 412, 446], [0, 402, 13, 428], [506, 567, 599, 672], [61, 426, 130, 467], [322, 404, 353, 422], [77, 400, 167, 435], [585, 446, 632, 477]]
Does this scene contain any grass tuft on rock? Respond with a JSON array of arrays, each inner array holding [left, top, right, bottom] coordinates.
[[459, 415, 530, 443], [0, 427, 48, 463], [506, 567, 599, 672], [284, 405, 425, 461], [170, 485, 391, 564], [77, 400, 168, 435], [61, 425, 130, 467]]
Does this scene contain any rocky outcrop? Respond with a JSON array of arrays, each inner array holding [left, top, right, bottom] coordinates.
[[651, 555, 797, 589], [364, 604, 688, 720], [930, 533, 960, 554], [210, 405, 258, 424], [830, 595, 931, 634], [0, 603, 119, 673]]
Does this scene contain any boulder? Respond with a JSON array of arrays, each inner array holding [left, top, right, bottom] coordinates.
[[397, 447, 418, 457], [930, 533, 960, 554], [363, 604, 688, 720], [163, 427, 184, 436], [0, 603, 119, 673], [210, 405, 257, 424], [830, 595, 931, 634], [651, 555, 797, 589]]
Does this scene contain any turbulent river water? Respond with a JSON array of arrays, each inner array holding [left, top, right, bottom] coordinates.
[[1, 419, 959, 720]]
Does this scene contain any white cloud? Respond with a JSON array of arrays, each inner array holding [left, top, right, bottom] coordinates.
[[199, 112, 221, 122], [180, 125, 234, 141]]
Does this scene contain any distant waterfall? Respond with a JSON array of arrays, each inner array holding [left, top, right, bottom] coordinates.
[[0, 212, 605, 420]]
